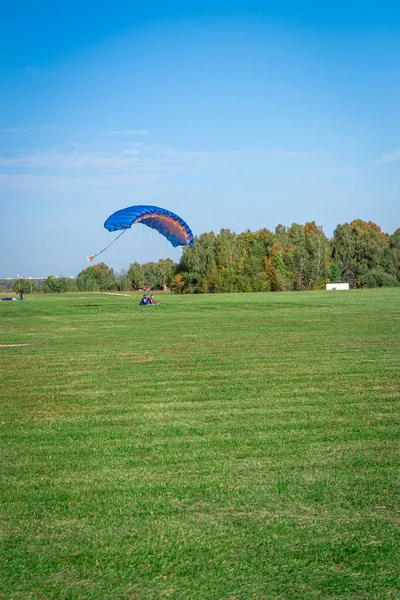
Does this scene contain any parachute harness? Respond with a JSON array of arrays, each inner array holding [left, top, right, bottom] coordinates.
[[87, 228, 128, 263]]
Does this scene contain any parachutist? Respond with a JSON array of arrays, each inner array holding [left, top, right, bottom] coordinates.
[[139, 293, 165, 306]]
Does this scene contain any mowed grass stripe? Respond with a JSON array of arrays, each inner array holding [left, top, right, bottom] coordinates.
[[1, 289, 399, 599]]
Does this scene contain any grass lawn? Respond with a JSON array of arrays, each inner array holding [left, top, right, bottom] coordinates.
[[1, 289, 399, 599]]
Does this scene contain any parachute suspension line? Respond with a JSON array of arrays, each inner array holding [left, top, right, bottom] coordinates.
[[87, 228, 128, 263]]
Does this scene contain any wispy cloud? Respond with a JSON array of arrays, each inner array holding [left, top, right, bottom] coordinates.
[[0, 127, 29, 133], [0, 152, 136, 169], [0, 143, 266, 193], [0, 144, 212, 172], [0, 172, 157, 191], [274, 149, 320, 159], [375, 149, 400, 165], [98, 129, 150, 136], [0, 126, 65, 133]]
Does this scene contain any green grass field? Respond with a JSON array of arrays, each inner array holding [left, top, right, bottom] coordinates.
[[1, 289, 399, 599]]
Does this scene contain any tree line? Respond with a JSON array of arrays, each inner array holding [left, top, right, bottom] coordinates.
[[11, 220, 400, 294], [171, 220, 399, 293]]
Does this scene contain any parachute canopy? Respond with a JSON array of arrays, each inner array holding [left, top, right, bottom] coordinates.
[[104, 205, 194, 248], [87, 205, 194, 263]]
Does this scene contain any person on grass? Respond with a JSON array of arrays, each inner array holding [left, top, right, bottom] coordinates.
[[139, 294, 149, 305], [149, 294, 165, 305]]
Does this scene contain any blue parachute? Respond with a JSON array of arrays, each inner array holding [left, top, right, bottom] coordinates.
[[105, 205, 193, 247], [88, 205, 193, 262]]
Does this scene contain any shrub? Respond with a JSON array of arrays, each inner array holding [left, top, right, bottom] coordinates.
[[359, 270, 398, 288]]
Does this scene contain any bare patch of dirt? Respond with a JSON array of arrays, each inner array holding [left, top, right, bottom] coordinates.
[[0, 343, 31, 348]]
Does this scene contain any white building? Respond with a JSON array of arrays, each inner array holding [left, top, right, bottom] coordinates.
[[325, 283, 350, 291]]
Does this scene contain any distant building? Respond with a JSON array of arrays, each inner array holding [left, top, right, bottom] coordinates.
[[325, 283, 350, 291]]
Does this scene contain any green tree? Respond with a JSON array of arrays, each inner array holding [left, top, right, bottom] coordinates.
[[351, 220, 389, 273], [177, 233, 217, 293], [287, 223, 308, 290], [170, 273, 187, 294], [155, 258, 176, 288], [330, 264, 342, 283], [264, 242, 292, 291], [215, 229, 241, 270], [303, 222, 331, 289], [384, 229, 400, 283], [127, 262, 146, 290], [142, 262, 162, 289], [76, 263, 117, 291], [43, 276, 77, 293], [332, 220, 389, 287], [117, 275, 132, 291], [331, 223, 358, 285], [12, 279, 32, 294], [213, 267, 237, 293], [128, 258, 176, 290], [237, 230, 268, 291], [359, 270, 398, 288]]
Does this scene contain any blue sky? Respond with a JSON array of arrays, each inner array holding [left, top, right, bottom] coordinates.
[[1, 0, 399, 277]]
